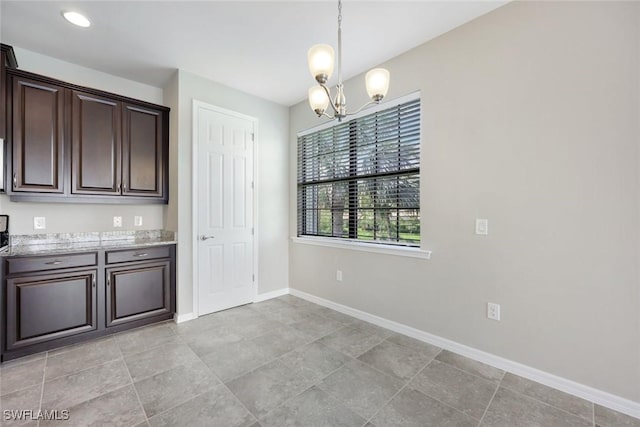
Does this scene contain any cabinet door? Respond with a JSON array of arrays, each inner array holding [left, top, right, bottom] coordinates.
[[1, 45, 15, 141], [1, 47, 7, 140], [11, 76, 65, 193], [71, 90, 121, 195], [6, 270, 97, 350], [106, 260, 170, 327], [122, 103, 164, 198]]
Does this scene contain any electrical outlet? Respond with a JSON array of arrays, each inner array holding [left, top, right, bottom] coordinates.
[[336, 270, 343, 282], [134, 216, 143, 227], [487, 302, 501, 321], [113, 216, 123, 228], [33, 217, 46, 230], [476, 219, 489, 235]]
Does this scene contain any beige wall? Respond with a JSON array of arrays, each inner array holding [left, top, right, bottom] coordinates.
[[1, 47, 166, 234], [289, 1, 640, 402], [167, 70, 290, 317]]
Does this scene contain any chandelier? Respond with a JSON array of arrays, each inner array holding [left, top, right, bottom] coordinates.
[[307, 0, 390, 121]]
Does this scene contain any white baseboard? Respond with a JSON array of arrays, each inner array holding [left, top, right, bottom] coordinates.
[[254, 287, 290, 303], [175, 312, 197, 323], [289, 288, 640, 420]]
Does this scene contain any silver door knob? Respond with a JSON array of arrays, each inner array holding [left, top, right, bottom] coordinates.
[[200, 235, 215, 241]]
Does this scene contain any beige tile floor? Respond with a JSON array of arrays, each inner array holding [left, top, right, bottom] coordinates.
[[0, 294, 638, 427]]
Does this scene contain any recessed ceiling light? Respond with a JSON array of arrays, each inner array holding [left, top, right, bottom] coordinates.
[[62, 11, 91, 28]]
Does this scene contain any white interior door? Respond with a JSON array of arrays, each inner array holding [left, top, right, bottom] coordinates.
[[196, 103, 255, 315]]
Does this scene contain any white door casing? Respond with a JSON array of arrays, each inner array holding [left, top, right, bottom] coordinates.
[[193, 101, 257, 316]]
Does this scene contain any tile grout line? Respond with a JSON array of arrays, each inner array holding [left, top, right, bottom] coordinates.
[[499, 382, 596, 424], [43, 338, 123, 383], [38, 350, 123, 386], [318, 324, 388, 359], [198, 323, 323, 386], [363, 349, 442, 425], [211, 377, 260, 425], [351, 352, 423, 388], [365, 351, 506, 426], [188, 342, 261, 426], [255, 347, 360, 423], [38, 320, 174, 362], [135, 372, 222, 425], [117, 341, 149, 426], [46, 335, 116, 358], [116, 325, 185, 359], [213, 315, 382, 388], [476, 373, 504, 427], [0, 352, 47, 370], [36, 351, 47, 427], [431, 351, 595, 425], [433, 355, 506, 387]]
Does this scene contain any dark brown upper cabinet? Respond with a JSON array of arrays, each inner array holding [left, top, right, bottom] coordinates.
[[122, 103, 164, 198], [11, 76, 65, 193], [70, 97, 165, 199], [71, 90, 122, 195], [1, 44, 18, 141], [3, 65, 169, 204]]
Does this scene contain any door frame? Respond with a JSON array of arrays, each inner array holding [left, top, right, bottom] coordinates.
[[191, 99, 259, 318]]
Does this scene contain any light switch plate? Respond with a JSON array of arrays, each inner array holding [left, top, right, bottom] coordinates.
[[134, 216, 143, 227], [113, 216, 123, 228], [33, 217, 46, 230], [475, 219, 489, 235]]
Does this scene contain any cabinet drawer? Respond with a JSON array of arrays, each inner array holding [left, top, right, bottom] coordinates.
[[6, 252, 98, 275], [106, 246, 171, 264]]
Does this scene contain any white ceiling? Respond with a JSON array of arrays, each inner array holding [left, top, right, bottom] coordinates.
[[0, 1, 506, 106]]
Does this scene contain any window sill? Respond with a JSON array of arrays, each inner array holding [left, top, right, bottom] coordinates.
[[291, 236, 431, 259]]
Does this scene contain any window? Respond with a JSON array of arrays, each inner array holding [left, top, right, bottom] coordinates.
[[297, 95, 420, 246]]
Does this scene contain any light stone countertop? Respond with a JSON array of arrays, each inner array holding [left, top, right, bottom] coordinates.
[[1, 230, 177, 257]]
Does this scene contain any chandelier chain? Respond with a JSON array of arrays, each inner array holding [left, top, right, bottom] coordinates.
[[337, 0, 343, 86]]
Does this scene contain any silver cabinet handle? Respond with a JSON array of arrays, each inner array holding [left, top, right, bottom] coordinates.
[[200, 235, 215, 241], [45, 260, 63, 265], [13, 173, 16, 186], [133, 253, 148, 257]]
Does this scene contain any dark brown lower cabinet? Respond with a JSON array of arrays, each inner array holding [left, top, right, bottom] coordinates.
[[6, 269, 97, 350], [106, 260, 171, 327], [0, 244, 176, 362]]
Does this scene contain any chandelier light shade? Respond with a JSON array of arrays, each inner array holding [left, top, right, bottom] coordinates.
[[308, 86, 330, 115], [308, 44, 335, 84], [306, 0, 390, 121], [365, 68, 390, 102]]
